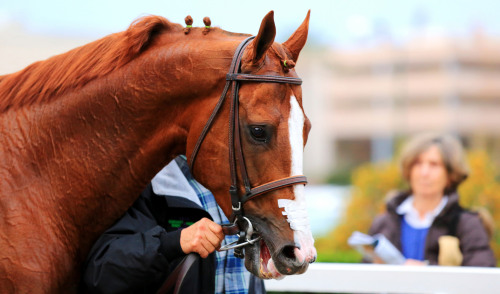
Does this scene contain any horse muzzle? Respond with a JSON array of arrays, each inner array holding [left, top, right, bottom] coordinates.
[[244, 233, 316, 279]]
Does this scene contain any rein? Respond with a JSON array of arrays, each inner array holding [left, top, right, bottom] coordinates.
[[189, 36, 308, 258]]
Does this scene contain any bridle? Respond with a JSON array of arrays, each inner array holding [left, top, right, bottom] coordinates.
[[188, 36, 308, 258]]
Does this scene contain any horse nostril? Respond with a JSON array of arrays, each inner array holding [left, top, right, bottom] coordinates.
[[282, 245, 296, 260]]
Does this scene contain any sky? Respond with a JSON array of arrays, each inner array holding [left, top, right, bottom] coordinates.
[[1, 0, 500, 47]]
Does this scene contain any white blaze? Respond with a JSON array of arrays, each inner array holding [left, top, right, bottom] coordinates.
[[277, 95, 316, 264], [288, 95, 304, 177]]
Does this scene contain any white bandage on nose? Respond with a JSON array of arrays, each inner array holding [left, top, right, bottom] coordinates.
[[278, 198, 311, 232]]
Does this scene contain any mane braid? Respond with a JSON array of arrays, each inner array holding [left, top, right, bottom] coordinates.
[[0, 15, 173, 112]]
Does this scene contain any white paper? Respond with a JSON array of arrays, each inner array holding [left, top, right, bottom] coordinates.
[[348, 231, 406, 265]]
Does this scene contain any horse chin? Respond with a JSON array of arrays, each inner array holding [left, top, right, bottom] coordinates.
[[244, 238, 285, 280]]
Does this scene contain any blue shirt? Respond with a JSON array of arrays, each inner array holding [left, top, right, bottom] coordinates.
[[400, 218, 429, 261]]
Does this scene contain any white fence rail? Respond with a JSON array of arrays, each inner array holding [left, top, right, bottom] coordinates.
[[264, 263, 500, 294]]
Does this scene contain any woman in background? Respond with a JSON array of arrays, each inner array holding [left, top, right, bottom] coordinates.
[[367, 133, 495, 266]]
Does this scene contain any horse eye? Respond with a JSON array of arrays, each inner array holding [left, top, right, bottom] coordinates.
[[250, 126, 267, 141]]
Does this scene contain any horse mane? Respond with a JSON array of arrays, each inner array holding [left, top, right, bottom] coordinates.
[[0, 15, 179, 112]]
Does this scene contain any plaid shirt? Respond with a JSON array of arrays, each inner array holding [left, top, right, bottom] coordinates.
[[178, 156, 250, 294]]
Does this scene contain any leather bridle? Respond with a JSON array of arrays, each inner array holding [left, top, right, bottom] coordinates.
[[188, 36, 308, 258]]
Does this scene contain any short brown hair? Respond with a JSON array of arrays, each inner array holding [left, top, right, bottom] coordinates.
[[400, 133, 469, 193]]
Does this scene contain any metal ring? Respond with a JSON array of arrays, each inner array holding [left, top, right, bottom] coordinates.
[[241, 217, 254, 237], [218, 216, 261, 252]]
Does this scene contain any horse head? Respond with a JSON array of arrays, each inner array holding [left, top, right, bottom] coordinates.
[[188, 11, 316, 279]]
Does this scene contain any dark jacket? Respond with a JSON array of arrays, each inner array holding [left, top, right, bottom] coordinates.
[[82, 184, 216, 294], [368, 192, 496, 267]]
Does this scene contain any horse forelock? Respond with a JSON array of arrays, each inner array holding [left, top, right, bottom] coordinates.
[[0, 15, 179, 112]]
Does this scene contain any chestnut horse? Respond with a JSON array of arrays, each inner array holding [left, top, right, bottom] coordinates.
[[0, 11, 316, 293]]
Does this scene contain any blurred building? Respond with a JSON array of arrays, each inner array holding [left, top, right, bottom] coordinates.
[[300, 31, 500, 183]]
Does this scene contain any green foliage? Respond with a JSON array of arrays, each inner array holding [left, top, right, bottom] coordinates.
[[315, 160, 405, 255], [316, 150, 500, 264], [457, 151, 500, 261], [316, 249, 362, 263]]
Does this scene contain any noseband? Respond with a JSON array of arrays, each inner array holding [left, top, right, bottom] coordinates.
[[189, 36, 308, 258]]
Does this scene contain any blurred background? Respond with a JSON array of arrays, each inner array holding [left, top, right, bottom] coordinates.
[[2, 0, 500, 264]]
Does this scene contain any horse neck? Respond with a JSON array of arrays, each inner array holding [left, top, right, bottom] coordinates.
[[0, 33, 239, 247]]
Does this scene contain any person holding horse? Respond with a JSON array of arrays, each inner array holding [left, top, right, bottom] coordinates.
[[366, 133, 495, 266], [82, 155, 266, 293]]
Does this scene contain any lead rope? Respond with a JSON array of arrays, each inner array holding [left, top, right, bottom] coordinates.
[[155, 253, 198, 294]]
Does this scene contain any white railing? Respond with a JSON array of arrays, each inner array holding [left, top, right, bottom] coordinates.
[[264, 263, 500, 294]]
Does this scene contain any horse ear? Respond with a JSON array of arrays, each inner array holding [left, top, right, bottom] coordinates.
[[282, 10, 310, 62], [250, 10, 276, 62]]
